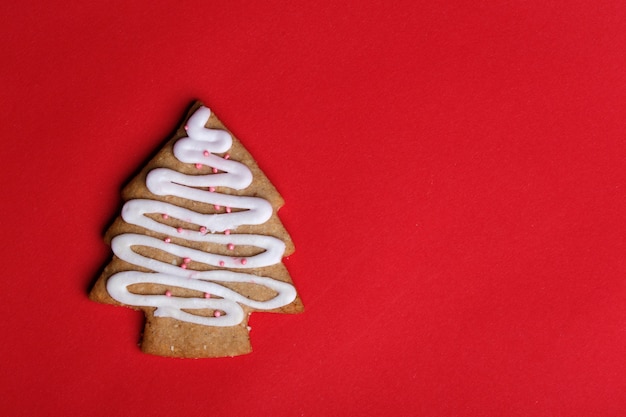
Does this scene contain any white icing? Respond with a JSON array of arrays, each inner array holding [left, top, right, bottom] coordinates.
[[121, 199, 276, 245], [182, 106, 232, 152], [144, 169, 272, 233], [106, 106, 296, 326], [111, 233, 285, 270], [107, 270, 296, 327]]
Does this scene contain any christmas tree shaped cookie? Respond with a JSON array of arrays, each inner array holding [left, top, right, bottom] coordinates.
[[90, 102, 303, 358]]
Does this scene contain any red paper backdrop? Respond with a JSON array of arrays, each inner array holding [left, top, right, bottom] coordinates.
[[2, 1, 626, 416]]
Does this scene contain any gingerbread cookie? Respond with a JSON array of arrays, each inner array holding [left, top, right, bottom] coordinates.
[[90, 102, 303, 358]]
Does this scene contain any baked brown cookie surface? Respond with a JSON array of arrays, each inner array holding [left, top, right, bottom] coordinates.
[[91, 102, 303, 358]]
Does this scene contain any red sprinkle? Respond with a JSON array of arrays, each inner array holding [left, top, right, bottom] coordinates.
[[219, 260, 225, 267], [180, 264, 187, 269], [165, 290, 172, 297], [204, 293, 211, 299], [203, 150, 210, 157], [195, 163, 203, 169], [214, 311, 221, 317], [227, 243, 235, 250], [199, 226, 207, 234], [224, 153, 230, 160], [209, 187, 215, 192], [176, 227, 183, 233], [183, 257, 191, 264], [162, 213, 169, 219], [241, 259, 247, 265], [226, 207, 232, 213], [164, 237, 171, 243], [214, 205, 221, 210], [224, 229, 231, 235]]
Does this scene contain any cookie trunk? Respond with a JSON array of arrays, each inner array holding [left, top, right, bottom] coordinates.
[[140, 314, 253, 358]]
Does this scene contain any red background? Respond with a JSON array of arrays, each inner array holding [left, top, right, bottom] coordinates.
[[2, 1, 625, 416]]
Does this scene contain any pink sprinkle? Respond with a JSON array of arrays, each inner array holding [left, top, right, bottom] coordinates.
[[226, 206, 232, 213], [183, 257, 191, 264], [214, 205, 221, 210], [199, 226, 207, 234], [224, 153, 230, 160], [212, 167, 218, 173], [162, 213, 169, 219], [227, 243, 235, 250], [203, 150, 210, 157], [180, 264, 187, 269], [165, 290, 172, 297], [164, 237, 171, 243], [224, 229, 231, 235], [241, 259, 247, 265], [214, 311, 221, 317], [219, 260, 225, 267], [195, 163, 203, 169], [177, 227, 183, 233], [204, 293, 211, 299], [209, 187, 215, 192], [184, 125, 189, 131]]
